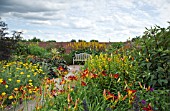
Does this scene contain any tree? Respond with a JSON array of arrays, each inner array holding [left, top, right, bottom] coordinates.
[[28, 37, 41, 42], [0, 18, 22, 60], [90, 39, 98, 42], [46, 40, 56, 42], [78, 39, 86, 42], [70, 39, 76, 42]]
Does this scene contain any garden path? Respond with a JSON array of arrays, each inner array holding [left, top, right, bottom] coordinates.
[[6, 65, 83, 111]]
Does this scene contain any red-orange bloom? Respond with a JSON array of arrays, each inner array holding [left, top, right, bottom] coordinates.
[[125, 89, 137, 96], [103, 89, 117, 101], [114, 74, 119, 79], [60, 77, 65, 85], [90, 73, 98, 79], [102, 70, 107, 76], [143, 104, 153, 111], [81, 81, 87, 86], [68, 75, 77, 81], [58, 66, 64, 71], [1, 80, 6, 85]]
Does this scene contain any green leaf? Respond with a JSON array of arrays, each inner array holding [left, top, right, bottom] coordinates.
[[146, 63, 152, 69], [158, 79, 162, 86]]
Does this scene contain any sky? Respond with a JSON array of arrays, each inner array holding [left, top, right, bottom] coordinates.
[[0, 0, 170, 42]]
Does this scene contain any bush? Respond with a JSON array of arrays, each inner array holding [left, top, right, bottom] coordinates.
[[131, 24, 170, 89], [62, 54, 73, 65], [27, 43, 48, 57]]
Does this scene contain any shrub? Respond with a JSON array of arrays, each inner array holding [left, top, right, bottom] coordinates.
[[62, 54, 73, 65], [27, 43, 48, 57], [131, 24, 170, 89]]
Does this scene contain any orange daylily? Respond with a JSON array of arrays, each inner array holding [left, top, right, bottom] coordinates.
[[81, 81, 87, 86], [68, 75, 78, 81], [125, 89, 137, 96], [113, 74, 119, 79]]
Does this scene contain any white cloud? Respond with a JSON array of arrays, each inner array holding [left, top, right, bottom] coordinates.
[[1, 0, 170, 42]]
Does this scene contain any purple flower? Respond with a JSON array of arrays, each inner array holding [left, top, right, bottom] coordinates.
[[141, 100, 146, 105], [150, 88, 154, 92]]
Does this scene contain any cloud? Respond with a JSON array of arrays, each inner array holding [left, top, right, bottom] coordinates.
[[1, 0, 170, 42]]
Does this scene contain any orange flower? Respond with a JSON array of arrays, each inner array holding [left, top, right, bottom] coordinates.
[[103, 89, 117, 101], [102, 70, 107, 76], [58, 66, 64, 71], [67, 93, 72, 103], [113, 74, 119, 79], [81, 81, 87, 86], [90, 73, 98, 79], [143, 103, 153, 111], [126, 89, 136, 96], [68, 75, 77, 81], [108, 58, 112, 61], [1, 80, 6, 85], [60, 77, 65, 85]]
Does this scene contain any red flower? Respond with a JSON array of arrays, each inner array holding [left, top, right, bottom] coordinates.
[[60, 77, 65, 85], [103, 89, 117, 101], [102, 70, 107, 76], [81, 81, 87, 86], [90, 73, 98, 79], [1, 80, 6, 85], [143, 104, 153, 111], [68, 75, 77, 81], [114, 74, 119, 79], [58, 66, 64, 71], [125, 89, 137, 96]]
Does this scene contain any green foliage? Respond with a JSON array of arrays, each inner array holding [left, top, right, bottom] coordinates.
[[70, 39, 76, 42], [27, 43, 48, 57], [106, 42, 124, 53], [131, 24, 170, 89], [78, 39, 86, 42], [28, 37, 41, 42], [62, 54, 73, 65], [46, 40, 56, 42], [14, 42, 29, 56], [90, 39, 98, 42]]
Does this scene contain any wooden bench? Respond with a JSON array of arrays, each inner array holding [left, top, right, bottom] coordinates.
[[73, 53, 91, 65]]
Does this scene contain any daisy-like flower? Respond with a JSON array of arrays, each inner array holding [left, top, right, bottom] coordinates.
[[20, 72, 24, 75], [8, 95, 13, 99], [0, 78, 3, 83], [1, 92, 6, 96], [8, 78, 12, 81], [16, 80, 21, 83]]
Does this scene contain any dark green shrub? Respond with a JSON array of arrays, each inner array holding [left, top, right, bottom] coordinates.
[[62, 54, 73, 65], [131, 24, 170, 89], [0, 19, 22, 60]]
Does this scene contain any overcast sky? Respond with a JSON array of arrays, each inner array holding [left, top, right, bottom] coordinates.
[[0, 0, 170, 42]]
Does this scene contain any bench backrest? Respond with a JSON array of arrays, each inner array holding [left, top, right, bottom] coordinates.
[[75, 53, 91, 60]]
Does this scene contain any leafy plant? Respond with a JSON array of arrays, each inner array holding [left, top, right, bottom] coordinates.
[[131, 24, 170, 89]]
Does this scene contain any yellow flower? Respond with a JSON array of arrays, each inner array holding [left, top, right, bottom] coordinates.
[[29, 83, 33, 86], [20, 72, 24, 75], [16, 80, 21, 83], [8, 78, 12, 81], [8, 95, 13, 99], [0, 78, 3, 83], [29, 80, 32, 82], [14, 88, 18, 91], [1, 92, 6, 96], [5, 85, 8, 88], [27, 75, 30, 78], [28, 90, 32, 94]]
